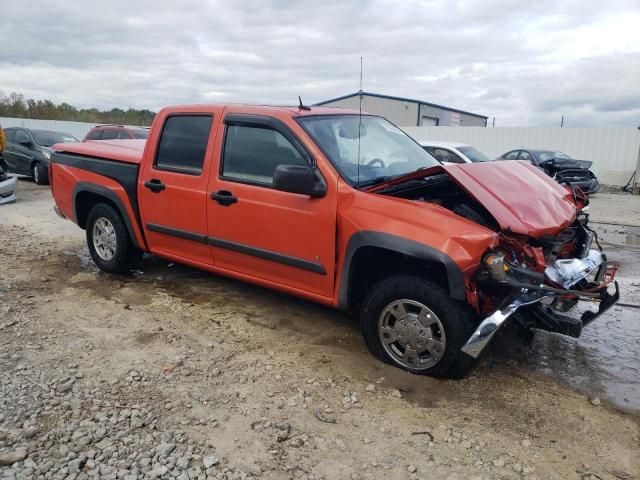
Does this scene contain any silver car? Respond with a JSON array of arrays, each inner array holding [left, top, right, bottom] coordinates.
[[0, 164, 17, 204]]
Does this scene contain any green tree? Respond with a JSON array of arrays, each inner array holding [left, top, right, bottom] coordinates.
[[0, 92, 156, 126]]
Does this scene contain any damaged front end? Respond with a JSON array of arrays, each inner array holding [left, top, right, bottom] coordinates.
[[462, 215, 620, 358]]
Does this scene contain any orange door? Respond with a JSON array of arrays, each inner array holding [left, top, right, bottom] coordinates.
[[138, 111, 220, 265], [206, 113, 337, 298]]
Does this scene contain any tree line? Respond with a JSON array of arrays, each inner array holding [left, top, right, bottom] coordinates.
[[0, 92, 156, 126]]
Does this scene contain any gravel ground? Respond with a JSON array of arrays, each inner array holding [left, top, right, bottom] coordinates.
[[0, 180, 638, 480]]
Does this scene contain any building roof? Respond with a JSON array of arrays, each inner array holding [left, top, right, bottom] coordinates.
[[314, 91, 487, 120]]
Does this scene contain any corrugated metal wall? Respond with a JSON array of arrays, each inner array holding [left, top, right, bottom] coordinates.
[[404, 126, 640, 186], [0, 117, 100, 141], [319, 95, 419, 127]]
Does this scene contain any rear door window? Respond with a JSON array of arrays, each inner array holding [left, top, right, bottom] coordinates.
[[155, 115, 213, 175], [518, 151, 533, 162], [117, 130, 132, 139], [14, 130, 31, 145], [504, 150, 520, 160]]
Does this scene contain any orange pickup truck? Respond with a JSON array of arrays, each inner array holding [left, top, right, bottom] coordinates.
[[49, 104, 619, 378]]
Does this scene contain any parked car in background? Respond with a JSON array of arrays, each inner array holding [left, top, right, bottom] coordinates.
[[0, 163, 17, 204], [419, 141, 491, 164], [497, 149, 599, 195], [2, 128, 78, 185], [83, 125, 149, 141]]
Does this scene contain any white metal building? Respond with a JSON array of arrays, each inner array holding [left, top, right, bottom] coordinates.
[[314, 91, 488, 127]]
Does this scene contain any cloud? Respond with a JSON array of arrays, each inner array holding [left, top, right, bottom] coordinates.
[[0, 0, 638, 126]]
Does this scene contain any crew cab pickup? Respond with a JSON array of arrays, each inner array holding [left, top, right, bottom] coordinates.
[[49, 104, 620, 378]]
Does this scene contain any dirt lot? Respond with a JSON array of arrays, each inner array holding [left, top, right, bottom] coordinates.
[[1, 181, 639, 480]]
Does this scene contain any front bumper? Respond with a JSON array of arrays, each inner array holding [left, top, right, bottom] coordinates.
[[0, 175, 17, 205], [461, 249, 619, 358], [564, 178, 599, 195]]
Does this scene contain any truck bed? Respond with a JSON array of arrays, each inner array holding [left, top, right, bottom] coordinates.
[[52, 139, 146, 164]]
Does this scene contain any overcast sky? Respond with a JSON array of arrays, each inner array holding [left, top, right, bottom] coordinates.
[[1, 0, 639, 126]]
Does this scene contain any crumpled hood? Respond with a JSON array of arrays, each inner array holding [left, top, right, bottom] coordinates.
[[444, 161, 577, 237], [540, 158, 592, 171]]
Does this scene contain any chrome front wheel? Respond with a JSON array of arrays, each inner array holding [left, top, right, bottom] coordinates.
[[378, 299, 446, 370]]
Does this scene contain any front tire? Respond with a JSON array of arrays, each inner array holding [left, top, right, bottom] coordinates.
[[33, 162, 49, 185], [360, 275, 477, 379], [86, 203, 138, 274]]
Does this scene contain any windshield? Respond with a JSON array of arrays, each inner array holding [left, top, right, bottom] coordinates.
[[131, 128, 149, 139], [32, 130, 78, 146], [298, 115, 439, 186], [538, 151, 571, 162], [458, 146, 490, 162]]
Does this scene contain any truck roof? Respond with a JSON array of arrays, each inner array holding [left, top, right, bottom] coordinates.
[[52, 105, 364, 164], [157, 104, 362, 117]]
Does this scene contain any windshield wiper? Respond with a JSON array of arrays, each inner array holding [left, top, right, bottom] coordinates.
[[356, 176, 393, 189], [357, 166, 437, 190]]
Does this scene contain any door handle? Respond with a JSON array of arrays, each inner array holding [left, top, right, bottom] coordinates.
[[210, 190, 238, 206], [144, 179, 165, 193]]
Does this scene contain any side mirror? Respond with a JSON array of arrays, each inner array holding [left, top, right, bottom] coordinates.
[[273, 164, 326, 198], [19, 140, 33, 148]]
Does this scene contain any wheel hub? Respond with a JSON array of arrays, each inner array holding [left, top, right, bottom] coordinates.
[[378, 299, 446, 371], [93, 217, 117, 261], [396, 315, 431, 348]]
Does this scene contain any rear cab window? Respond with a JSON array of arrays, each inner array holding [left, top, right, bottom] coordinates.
[[101, 129, 118, 140], [154, 115, 213, 175]]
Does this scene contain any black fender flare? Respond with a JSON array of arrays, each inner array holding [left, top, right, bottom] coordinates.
[[72, 182, 142, 249], [338, 231, 466, 310]]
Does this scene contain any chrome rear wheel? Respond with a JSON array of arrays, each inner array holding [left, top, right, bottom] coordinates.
[[92, 217, 117, 261]]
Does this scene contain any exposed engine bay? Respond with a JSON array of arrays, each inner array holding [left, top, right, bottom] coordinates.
[[377, 173, 499, 231]]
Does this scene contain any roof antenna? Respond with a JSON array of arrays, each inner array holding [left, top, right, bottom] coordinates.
[[298, 96, 311, 111], [357, 56, 363, 189]]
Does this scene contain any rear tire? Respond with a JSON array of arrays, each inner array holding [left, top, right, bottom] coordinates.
[[33, 162, 49, 185], [86, 203, 139, 274], [360, 275, 478, 379]]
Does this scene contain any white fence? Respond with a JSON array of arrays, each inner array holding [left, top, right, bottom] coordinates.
[[2, 118, 639, 187], [0, 117, 100, 142], [404, 127, 640, 187]]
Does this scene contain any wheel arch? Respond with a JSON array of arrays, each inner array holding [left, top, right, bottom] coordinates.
[[73, 182, 142, 249], [338, 231, 466, 311]]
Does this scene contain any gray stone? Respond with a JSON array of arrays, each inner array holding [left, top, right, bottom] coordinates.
[[68, 457, 86, 473], [0, 449, 28, 466], [156, 443, 176, 457], [23, 426, 40, 439], [150, 465, 169, 478], [202, 456, 219, 468]]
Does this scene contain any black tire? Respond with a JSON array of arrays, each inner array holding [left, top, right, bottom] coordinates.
[[32, 162, 49, 185], [360, 275, 478, 379], [86, 203, 139, 274]]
